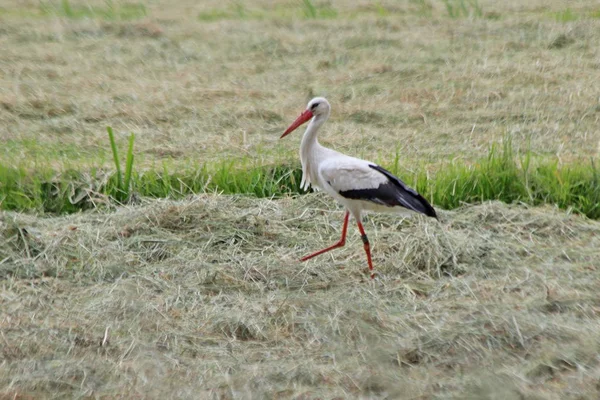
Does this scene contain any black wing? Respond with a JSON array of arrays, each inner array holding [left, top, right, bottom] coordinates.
[[338, 164, 437, 219]]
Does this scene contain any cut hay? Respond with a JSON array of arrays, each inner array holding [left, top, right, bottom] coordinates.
[[1, 194, 600, 398]]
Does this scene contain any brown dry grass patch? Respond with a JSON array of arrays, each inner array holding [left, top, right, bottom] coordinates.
[[1, 194, 600, 398], [1, 0, 599, 169]]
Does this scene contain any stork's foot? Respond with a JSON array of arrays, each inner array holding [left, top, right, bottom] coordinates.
[[363, 268, 377, 280]]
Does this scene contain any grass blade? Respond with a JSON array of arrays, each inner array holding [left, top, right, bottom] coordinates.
[[106, 126, 122, 193], [302, 0, 317, 18], [123, 132, 135, 199]]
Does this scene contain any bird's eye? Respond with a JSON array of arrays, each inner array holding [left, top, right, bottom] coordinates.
[[311, 103, 320, 110]]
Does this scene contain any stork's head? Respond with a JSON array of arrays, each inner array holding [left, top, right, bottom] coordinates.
[[306, 97, 330, 117], [281, 97, 330, 139]]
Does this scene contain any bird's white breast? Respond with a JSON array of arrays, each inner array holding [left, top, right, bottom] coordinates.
[[299, 142, 334, 191]]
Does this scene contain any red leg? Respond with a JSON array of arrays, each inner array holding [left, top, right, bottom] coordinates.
[[356, 221, 375, 279], [300, 211, 350, 261]]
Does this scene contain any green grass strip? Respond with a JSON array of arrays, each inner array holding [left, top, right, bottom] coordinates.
[[0, 143, 599, 219]]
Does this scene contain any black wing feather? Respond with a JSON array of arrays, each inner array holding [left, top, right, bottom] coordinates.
[[338, 164, 437, 219]]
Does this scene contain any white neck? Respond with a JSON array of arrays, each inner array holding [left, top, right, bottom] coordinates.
[[299, 111, 330, 190], [300, 111, 329, 154]]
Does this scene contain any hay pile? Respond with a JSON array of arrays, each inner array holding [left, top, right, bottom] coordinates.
[[1, 194, 600, 398]]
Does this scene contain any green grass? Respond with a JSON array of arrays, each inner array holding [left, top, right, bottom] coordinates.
[[106, 126, 135, 202], [198, 0, 337, 22], [301, 0, 318, 19], [39, 0, 147, 20], [550, 8, 600, 22], [553, 8, 578, 23], [1, 138, 598, 219], [197, 3, 263, 22], [301, 0, 337, 19], [441, 0, 483, 18], [406, 141, 600, 219]]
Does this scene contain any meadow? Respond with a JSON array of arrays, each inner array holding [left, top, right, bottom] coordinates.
[[1, 0, 600, 398]]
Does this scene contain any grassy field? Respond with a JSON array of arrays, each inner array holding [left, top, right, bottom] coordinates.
[[1, 0, 600, 170], [2, 196, 600, 398], [1, 0, 600, 398]]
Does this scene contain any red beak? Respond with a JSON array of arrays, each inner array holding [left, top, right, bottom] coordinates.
[[280, 110, 313, 139]]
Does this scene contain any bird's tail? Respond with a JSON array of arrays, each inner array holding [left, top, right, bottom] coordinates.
[[369, 164, 437, 219]]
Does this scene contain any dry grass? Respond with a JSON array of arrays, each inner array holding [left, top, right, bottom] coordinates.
[[0, 0, 599, 171], [2, 1, 600, 398], [2, 194, 600, 398]]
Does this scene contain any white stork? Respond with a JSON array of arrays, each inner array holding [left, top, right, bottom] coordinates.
[[281, 97, 437, 279]]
